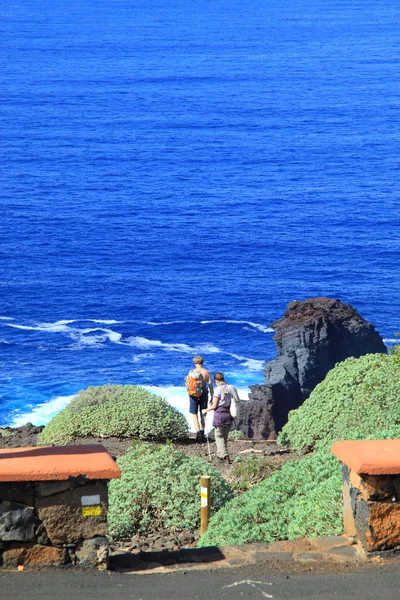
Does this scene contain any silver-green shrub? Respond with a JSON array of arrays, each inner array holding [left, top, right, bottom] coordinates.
[[278, 353, 400, 451], [198, 451, 342, 547], [37, 385, 188, 445], [108, 442, 234, 539], [199, 351, 400, 548]]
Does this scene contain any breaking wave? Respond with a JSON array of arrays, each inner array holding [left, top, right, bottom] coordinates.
[[10, 394, 76, 428]]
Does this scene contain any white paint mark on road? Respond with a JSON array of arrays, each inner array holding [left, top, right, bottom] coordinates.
[[223, 580, 273, 598]]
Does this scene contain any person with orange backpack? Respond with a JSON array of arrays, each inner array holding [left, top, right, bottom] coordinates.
[[185, 356, 214, 443]]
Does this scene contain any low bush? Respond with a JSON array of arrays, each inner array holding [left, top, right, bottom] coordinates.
[[198, 450, 342, 547], [227, 454, 277, 494], [108, 442, 234, 539], [229, 429, 245, 441], [37, 385, 188, 445], [278, 353, 400, 452]]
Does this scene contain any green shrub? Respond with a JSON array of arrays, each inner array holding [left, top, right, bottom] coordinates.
[[198, 451, 342, 547], [0, 428, 12, 438], [199, 351, 400, 548], [227, 454, 277, 494], [68, 384, 127, 413], [108, 442, 234, 539], [389, 341, 400, 363], [278, 353, 400, 452], [229, 429, 245, 441], [37, 385, 189, 445]]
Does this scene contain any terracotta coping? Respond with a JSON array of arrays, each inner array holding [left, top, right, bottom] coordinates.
[[331, 440, 400, 475], [0, 445, 121, 482]]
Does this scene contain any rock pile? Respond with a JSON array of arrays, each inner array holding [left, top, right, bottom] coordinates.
[[114, 531, 198, 555], [237, 297, 386, 439], [0, 423, 44, 449]]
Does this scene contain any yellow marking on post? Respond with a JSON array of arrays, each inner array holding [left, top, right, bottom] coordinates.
[[82, 505, 101, 517]]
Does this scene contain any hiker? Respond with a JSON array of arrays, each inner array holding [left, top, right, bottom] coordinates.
[[185, 356, 213, 442], [202, 372, 239, 463]]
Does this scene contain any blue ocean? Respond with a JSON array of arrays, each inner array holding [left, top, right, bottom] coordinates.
[[1, 0, 400, 428]]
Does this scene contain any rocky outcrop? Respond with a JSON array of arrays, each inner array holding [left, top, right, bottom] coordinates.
[[237, 297, 387, 439], [0, 424, 44, 449]]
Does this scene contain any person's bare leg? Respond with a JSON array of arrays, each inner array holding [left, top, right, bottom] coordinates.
[[200, 411, 205, 430], [192, 413, 200, 431]]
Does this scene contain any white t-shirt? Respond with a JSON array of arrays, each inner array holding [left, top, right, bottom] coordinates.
[[214, 384, 233, 408]]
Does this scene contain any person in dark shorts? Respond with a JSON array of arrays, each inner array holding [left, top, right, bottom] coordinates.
[[185, 356, 214, 442]]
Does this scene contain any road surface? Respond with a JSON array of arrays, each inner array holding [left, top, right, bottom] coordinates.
[[1, 562, 400, 600]]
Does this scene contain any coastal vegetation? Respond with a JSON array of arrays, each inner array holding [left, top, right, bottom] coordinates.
[[278, 353, 400, 451], [198, 450, 342, 547], [226, 454, 277, 494], [33, 351, 400, 547], [199, 351, 400, 547], [37, 384, 188, 445], [108, 442, 233, 539]]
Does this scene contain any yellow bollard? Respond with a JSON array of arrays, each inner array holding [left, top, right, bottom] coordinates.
[[200, 475, 211, 535]]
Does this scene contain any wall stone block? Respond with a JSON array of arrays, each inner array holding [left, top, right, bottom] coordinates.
[[75, 536, 109, 569], [0, 501, 35, 542], [35, 482, 108, 544], [0, 483, 34, 506], [34, 481, 73, 499], [2, 544, 67, 568]]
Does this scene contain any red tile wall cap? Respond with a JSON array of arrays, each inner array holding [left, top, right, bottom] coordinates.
[[331, 440, 400, 475], [0, 445, 121, 482]]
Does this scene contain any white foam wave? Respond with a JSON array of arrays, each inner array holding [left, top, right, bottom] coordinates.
[[7, 321, 72, 333], [145, 320, 190, 326], [145, 319, 273, 333], [197, 344, 221, 353], [10, 394, 76, 427], [125, 336, 195, 353], [0, 316, 14, 321], [124, 336, 223, 355], [76, 328, 122, 343], [7, 321, 123, 348], [200, 319, 273, 333], [383, 338, 400, 344], [91, 319, 121, 325], [229, 353, 265, 370]]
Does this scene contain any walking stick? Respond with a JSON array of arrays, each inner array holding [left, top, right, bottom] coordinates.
[[204, 414, 212, 462]]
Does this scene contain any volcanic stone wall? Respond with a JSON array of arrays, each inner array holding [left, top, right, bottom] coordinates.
[[0, 478, 109, 569]]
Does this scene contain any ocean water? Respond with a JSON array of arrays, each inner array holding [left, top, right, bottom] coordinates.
[[1, 0, 400, 428]]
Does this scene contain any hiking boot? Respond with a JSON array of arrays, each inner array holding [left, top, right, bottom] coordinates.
[[218, 455, 231, 464], [196, 430, 205, 443]]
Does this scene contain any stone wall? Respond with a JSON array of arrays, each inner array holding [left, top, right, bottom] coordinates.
[[0, 477, 110, 569], [342, 466, 400, 552]]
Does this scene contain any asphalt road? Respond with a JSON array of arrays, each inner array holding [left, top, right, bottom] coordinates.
[[2, 563, 400, 600]]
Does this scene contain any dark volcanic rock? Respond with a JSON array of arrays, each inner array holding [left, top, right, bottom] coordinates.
[[236, 385, 276, 440], [0, 423, 44, 449], [0, 501, 35, 542], [238, 297, 386, 439]]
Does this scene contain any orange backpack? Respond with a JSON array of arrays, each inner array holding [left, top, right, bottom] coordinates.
[[186, 370, 205, 397]]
